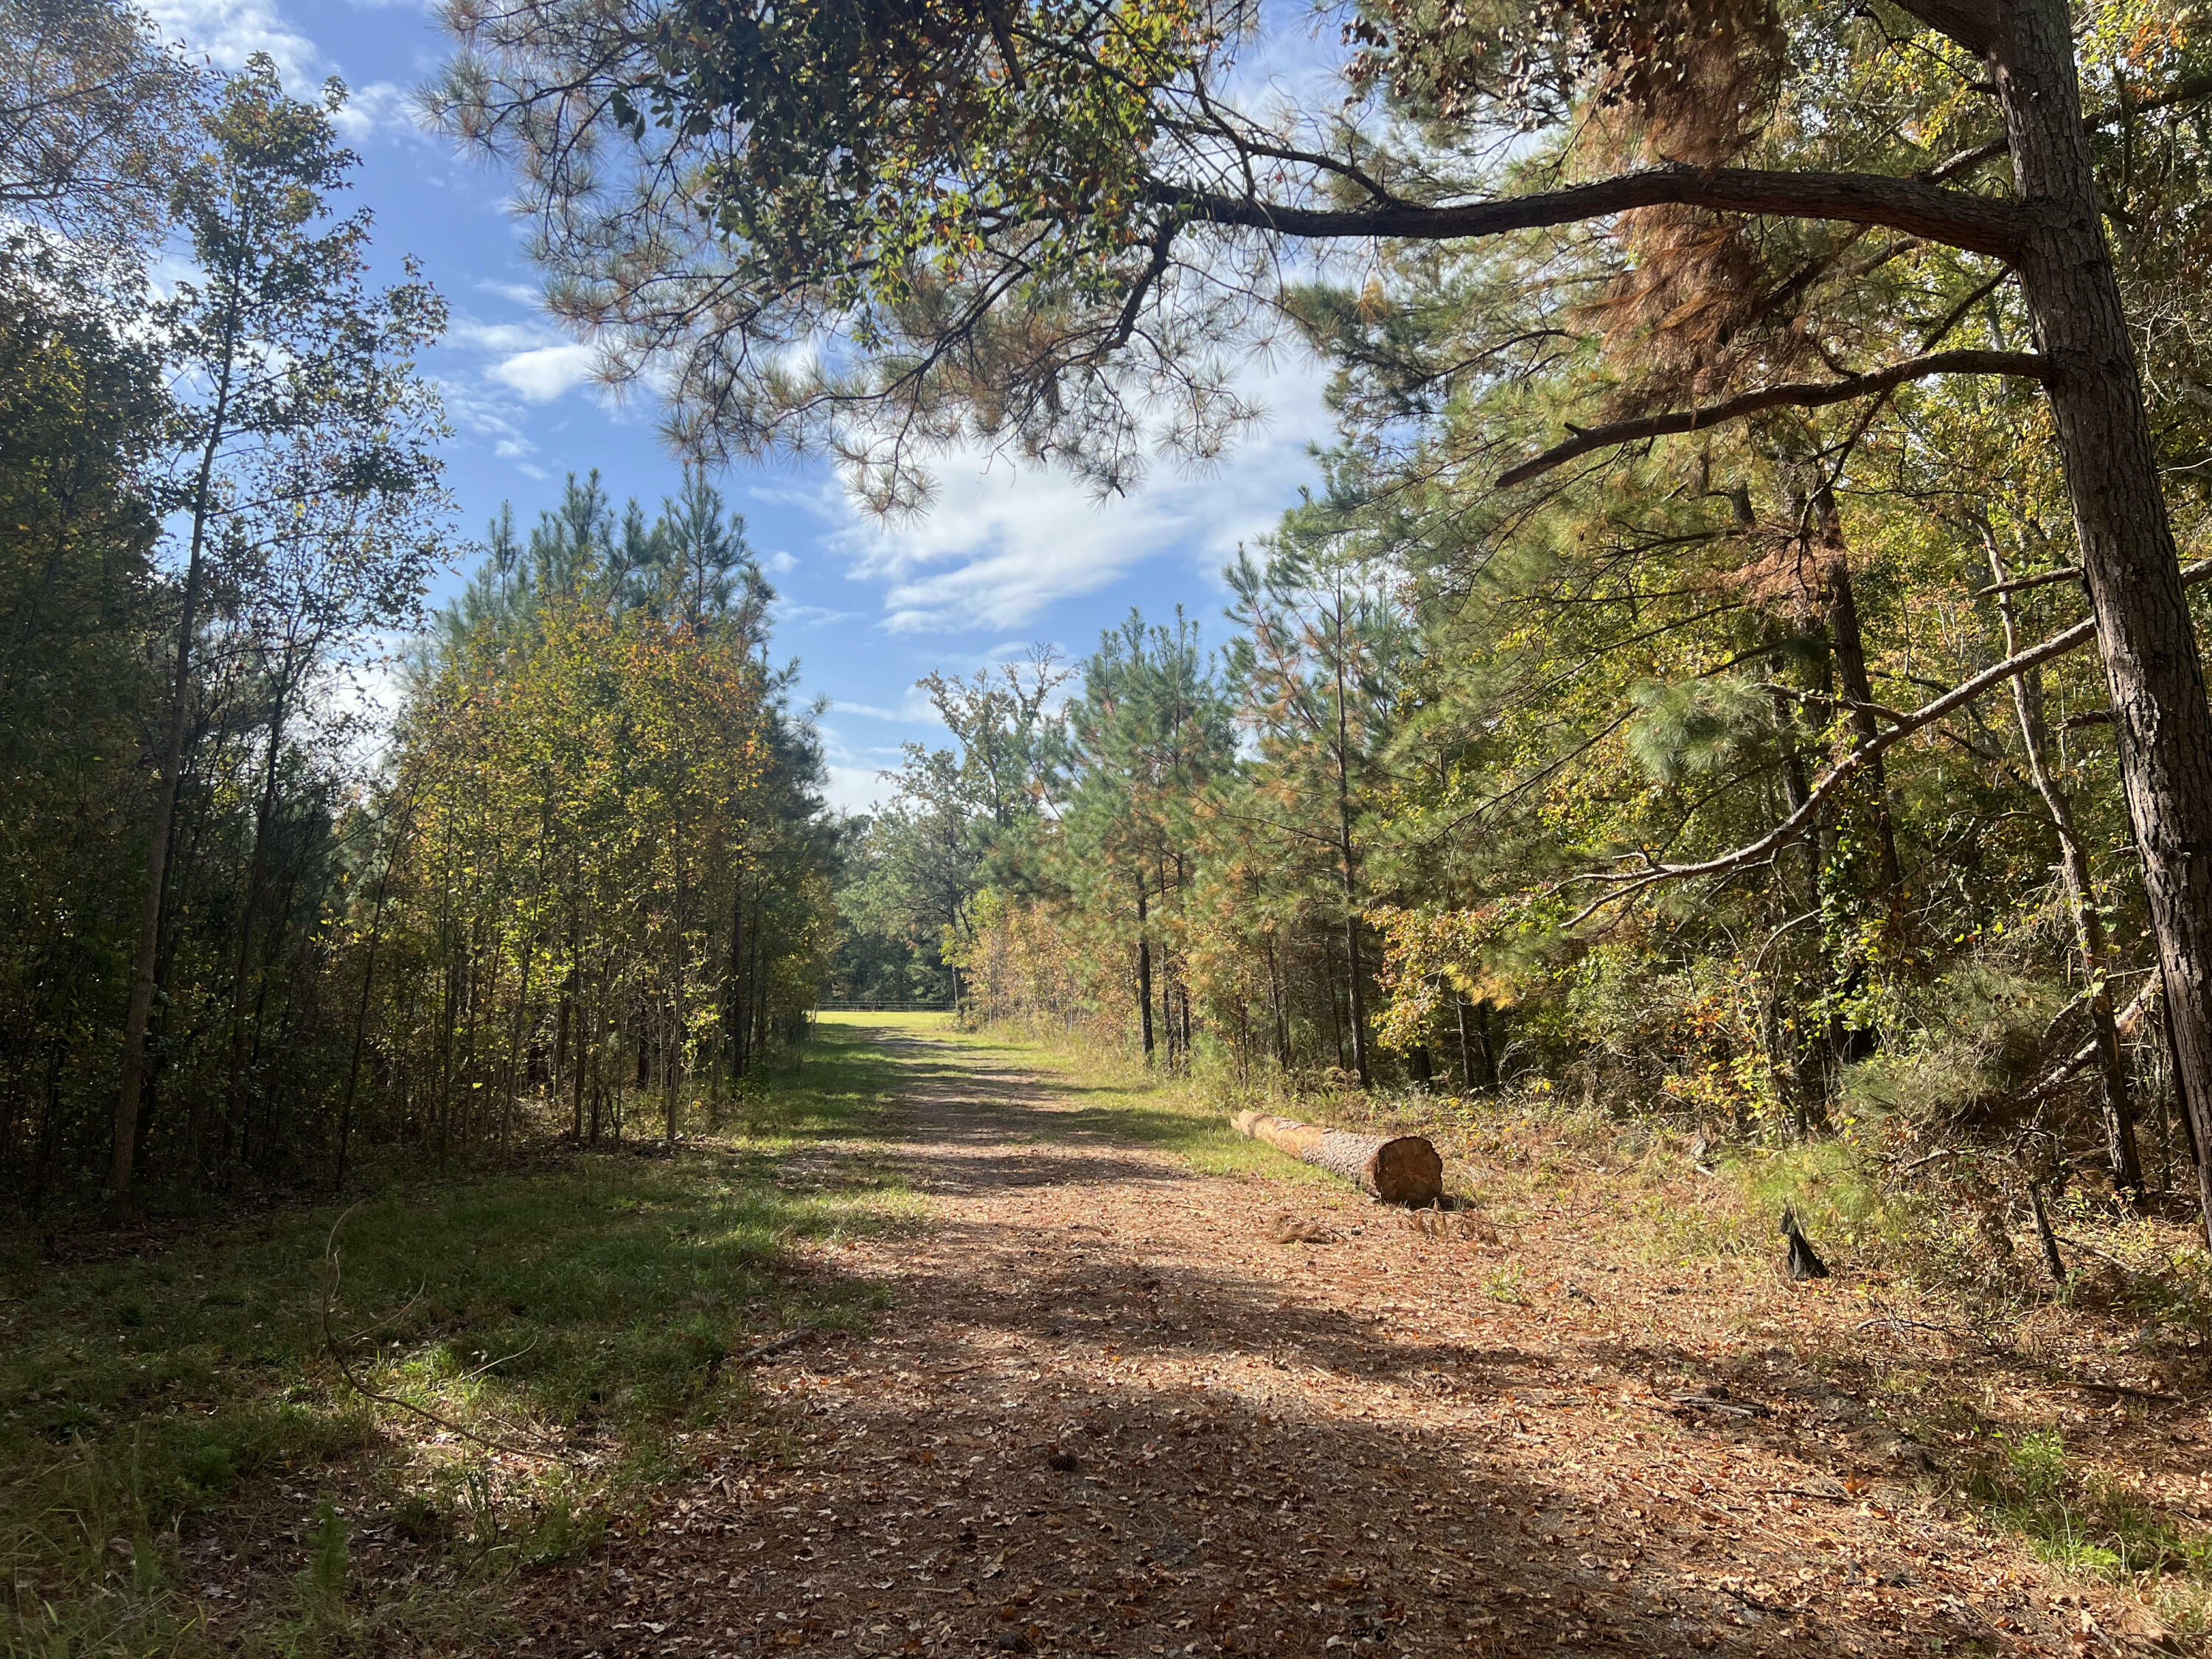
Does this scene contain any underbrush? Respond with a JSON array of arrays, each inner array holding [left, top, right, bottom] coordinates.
[[0, 1029, 912, 1658]]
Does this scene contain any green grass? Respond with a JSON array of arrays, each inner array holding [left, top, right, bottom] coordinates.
[[810, 1009, 955, 1033], [0, 1026, 917, 1658], [1951, 1422, 2212, 1628], [897, 1020, 1341, 1188]]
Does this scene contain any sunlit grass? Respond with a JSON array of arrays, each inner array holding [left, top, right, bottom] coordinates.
[[905, 1020, 1340, 1186], [0, 1026, 911, 1658]]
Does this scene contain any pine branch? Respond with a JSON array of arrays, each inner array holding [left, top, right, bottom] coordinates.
[[1495, 349, 2047, 488], [1564, 559, 2212, 923], [1148, 166, 2024, 260]]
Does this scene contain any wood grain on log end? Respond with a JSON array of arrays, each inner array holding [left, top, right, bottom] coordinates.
[[1366, 1135, 1444, 1207]]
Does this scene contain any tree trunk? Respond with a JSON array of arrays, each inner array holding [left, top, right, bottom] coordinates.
[[1984, 532, 2143, 1195], [502, 932, 535, 1158], [224, 676, 292, 1128], [335, 796, 408, 1192], [1135, 882, 1155, 1062], [1230, 1109, 1443, 1206], [1326, 595, 1374, 1088], [113, 310, 239, 1206], [572, 978, 591, 1144], [1266, 933, 1290, 1069], [1992, 0, 2212, 1239], [1326, 927, 1346, 1071], [739, 863, 757, 1084], [1334, 723, 1373, 1086], [1820, 551, 1904, 897], [667, 803, 687, 1142], [1341, 909, 1371, 1087]]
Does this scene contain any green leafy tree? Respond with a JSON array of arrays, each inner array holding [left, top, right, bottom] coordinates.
[[0, 0, 204, 265], [112, 61, 448, 1204]]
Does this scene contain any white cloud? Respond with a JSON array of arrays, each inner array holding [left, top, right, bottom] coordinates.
[[830, 692, 942, 723], [821, 762, 893, 815], [145, 0, 319, 83], [431, 373, 550, 481], [775, 602, 864, 630], [489, 341, 597, 402], [476, 279, 543, 306], [810, 717, 912, 815], [330, 80, 418, 145], [146, 2, 420, 144], [765, 549, 799, 574], [817, 352, 1329, 634], [449, 317, 560, 355], [431, 372, 526, 445]]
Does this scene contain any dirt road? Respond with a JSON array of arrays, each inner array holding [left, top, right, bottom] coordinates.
[[518, 1024, 2143, 1658]]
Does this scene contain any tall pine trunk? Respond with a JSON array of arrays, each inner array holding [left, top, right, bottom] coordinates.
[[1985, 532, 2143, 1194], [1994, 0, 2212, 1238], [1135, 882, 1155, 1062]]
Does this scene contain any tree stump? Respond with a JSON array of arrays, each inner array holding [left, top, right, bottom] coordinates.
[[1231, 1109, 1444, 1206]]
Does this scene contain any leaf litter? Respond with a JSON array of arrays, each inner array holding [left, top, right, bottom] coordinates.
[[508, 1032, 2191, 1658]]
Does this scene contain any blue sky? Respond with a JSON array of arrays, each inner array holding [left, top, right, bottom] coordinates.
[[140, 0, 1339, 811]]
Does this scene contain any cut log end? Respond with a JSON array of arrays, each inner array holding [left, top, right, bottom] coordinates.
[[1365, 1135, 1445, 1208]]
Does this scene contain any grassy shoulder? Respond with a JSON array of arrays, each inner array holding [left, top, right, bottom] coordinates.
[[0, 1025, 918, 1658]]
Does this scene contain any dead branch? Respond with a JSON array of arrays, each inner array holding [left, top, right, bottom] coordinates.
[[1152, 165, 2023, 258], [2070, 1378, 2183, 1404], [734, 1326, 815, 1366], [2026, 1181, 2068, 1287], [2018, 980, 2159, 1105], [1983, 564, 2083, 597]]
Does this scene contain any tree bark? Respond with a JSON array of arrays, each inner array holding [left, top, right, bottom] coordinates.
[[113, 303, 238, 1206], [667, 799, 687, 1141], [1267, 933, 1290, 1069], [224, 675, 293, 1129], [1822, 552, 1904, 897], [1459, 998, 1500, 1091], [1989, 0, 2212, 1236], [1157, 165, 2023, 260], [1135, 881, 1155, 1063], [1983, 532, 2143, 1194], [1230, 1109, 1444, 1206], [335, 794, 409, 1192], [1334, 622, 1371, 1088], [1499, 349, 2046, 486]]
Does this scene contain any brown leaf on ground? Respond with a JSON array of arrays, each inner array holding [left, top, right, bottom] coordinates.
[[502, 1030, 2177, 1658]]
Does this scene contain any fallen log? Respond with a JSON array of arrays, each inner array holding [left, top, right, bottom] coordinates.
[[1231, 1109, 1444, 1206]]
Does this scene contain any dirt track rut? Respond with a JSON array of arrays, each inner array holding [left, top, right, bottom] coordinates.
[[517, 1026, 2138, 1658]]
